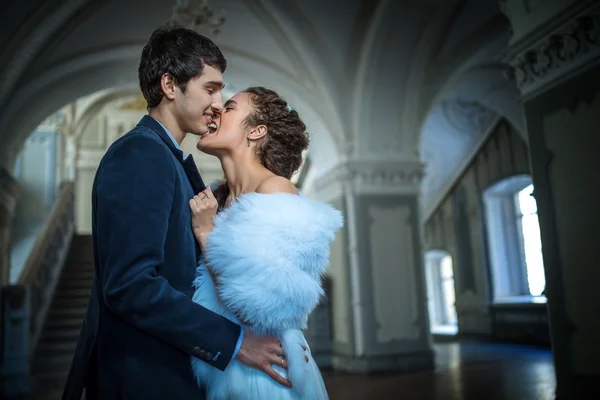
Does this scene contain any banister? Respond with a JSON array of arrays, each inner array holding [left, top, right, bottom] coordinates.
[[17, 182, 74, 285]]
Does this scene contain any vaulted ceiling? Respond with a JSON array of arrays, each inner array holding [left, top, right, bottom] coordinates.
[[0, 0, 523, 212]]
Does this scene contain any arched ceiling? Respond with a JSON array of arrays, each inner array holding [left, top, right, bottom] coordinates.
[[0, 0, 355, 173], [416, 0, 525, 218], [0, 0, 523, 207]]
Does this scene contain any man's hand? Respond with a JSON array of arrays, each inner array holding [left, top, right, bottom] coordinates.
[[236, 332, 292, 388]]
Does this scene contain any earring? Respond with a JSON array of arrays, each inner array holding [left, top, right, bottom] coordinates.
[[247, 139, 251, 147]]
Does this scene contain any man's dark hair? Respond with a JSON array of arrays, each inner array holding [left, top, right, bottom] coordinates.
[[139, 26, 227, 109]]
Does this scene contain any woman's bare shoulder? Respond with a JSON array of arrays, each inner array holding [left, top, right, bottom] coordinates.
[[255, 175, 298, 195]]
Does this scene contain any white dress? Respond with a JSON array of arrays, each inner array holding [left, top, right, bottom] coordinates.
[[190, 192, 343, 400]]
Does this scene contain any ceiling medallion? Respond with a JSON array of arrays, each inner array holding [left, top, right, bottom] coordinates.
[[171, 0, 226, 36]]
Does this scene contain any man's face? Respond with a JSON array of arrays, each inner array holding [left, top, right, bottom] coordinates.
[[173, 65, 224, 136]]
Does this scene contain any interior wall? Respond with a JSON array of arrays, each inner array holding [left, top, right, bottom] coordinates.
[[10, 123, 61, 282], [424, 119, 531, 336], [74, 94, 228, 234], [75, 102, 145, 234]]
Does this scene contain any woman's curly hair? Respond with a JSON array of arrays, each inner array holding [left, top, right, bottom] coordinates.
[[214, 87, 309, 208], [244, 86, 309, 179]]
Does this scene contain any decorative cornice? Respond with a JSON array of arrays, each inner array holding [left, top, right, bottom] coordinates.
[[312, 159, 425, 198], [503, 2, 600, 97], [36, 111, 66, 132]]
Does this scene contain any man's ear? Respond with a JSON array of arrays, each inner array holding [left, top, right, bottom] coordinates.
[[248, 125, 267, 140], [160, 73, 177, 101]]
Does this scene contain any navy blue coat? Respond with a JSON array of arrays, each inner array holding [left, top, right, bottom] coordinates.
[[62, 116, 241, 400]]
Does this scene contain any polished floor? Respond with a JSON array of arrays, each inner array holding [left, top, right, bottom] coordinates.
[[31, 341, 555, 399], [323, 341, 555, 400]]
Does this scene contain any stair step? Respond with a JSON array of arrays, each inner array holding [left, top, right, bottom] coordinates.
[[45, 318, 84, 329], [61, 269, 94, 281], [31, 371, 69, 393], [28, 235, 94, 396], [32, 354, 74, 373], [62, 265, 94, 273], [52, 297, 90, 308], [54, 288, 92, 298], [48, 305, 88, 313], [56, 282, 93, 292], [62, 266, 94, 273], [37, 340, 78, 351], [65, 253, 94, 261], [60, 273, 94, 282], [30, 389, 65, 400], [39, 327, 82, 340]]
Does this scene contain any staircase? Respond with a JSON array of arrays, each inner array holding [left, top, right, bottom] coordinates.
[[30, 235, 94, 399]]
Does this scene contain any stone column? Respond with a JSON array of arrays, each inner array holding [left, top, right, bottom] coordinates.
[[310, 160, 434, 373], [0, 166, 19, 286], [0, 165, 20, 393], [502, 1, 600, 398]]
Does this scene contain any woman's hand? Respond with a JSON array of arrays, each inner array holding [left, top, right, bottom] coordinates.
[[189, 186, 218, 249]]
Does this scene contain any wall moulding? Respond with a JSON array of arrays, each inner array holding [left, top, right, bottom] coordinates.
[[313, 160, 425, 198], [502, 2, 600, 97]]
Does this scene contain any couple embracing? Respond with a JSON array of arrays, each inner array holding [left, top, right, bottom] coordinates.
[[62, 26, 342, 400]]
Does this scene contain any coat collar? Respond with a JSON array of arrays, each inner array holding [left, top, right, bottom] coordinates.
[[138, 115, 206, 194]]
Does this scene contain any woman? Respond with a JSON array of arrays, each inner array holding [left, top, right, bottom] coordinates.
[[188, 87, 341, 399], [188, 87, 342, 399]]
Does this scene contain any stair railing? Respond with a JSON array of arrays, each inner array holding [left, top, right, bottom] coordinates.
[[1, 182, 75, 397]]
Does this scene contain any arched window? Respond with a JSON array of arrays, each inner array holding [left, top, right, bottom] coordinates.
[[425, 250, 458, 334], [484, 176, 546, 301]]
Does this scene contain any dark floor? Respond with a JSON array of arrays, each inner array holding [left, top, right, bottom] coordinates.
[[323, 341, 555, 400], [31, 341, 555, 400]]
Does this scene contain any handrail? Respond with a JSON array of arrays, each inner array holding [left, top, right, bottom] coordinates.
[[1, 181, 75, 397], [17, 182, 74, 285]]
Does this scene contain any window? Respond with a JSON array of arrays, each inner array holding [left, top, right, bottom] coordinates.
[[515, 184, 546, 296], [484, 176, 546, 302], [425, 250, 458, 335]]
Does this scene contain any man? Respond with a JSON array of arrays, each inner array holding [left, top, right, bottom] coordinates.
[[62, 26, 291, 399]]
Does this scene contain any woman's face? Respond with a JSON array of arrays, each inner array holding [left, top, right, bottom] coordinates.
[[196, 91, 252, 155]]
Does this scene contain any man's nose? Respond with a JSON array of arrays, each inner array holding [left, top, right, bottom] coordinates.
[[212, 92, 224, 113]]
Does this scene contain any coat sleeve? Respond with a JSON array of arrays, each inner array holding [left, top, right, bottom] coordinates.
[[95, 133, 240, 371]]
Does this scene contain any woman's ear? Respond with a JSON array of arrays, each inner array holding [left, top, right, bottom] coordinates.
[[248, 125, 268, 141]]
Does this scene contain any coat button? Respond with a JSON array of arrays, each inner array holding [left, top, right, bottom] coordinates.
[[206, 352, 213, 360], [193, 347, 203, 357]]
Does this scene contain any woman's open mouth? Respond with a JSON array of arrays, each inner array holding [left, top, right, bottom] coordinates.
[[207, 121, 217, 133]]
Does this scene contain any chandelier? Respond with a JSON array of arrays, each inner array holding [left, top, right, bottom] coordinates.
[[171, 0, 226, 35]]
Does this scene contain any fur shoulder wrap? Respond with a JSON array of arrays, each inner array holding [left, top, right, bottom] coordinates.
[[202, 192, 343, 333]]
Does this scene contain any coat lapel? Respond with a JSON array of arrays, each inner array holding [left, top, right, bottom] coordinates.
[[182, 154, 206, 195], [138, 115, 206, 194]]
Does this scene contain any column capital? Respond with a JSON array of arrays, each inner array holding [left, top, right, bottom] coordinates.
[[502, 1, 600, 98], [311, 159, 424, 201]]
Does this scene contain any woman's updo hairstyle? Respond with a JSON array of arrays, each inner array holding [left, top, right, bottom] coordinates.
[[243, 86, 309, 179], [213, 87, 309, 209]]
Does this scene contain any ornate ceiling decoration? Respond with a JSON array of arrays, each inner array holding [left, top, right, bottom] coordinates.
[[171, 0, 226, 36], [440, 99, 497, 138]]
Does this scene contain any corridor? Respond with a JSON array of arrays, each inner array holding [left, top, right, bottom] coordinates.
[[324, 342, 555, 400]]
